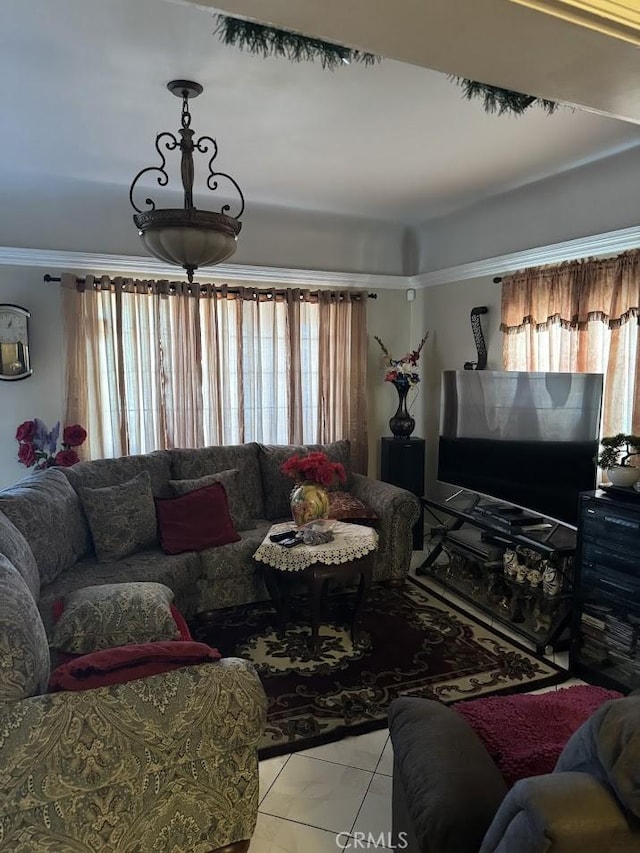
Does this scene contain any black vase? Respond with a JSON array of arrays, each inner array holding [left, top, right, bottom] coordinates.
[[389, 379, 415, 438]]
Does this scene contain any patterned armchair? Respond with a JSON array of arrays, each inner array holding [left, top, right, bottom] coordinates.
[[0, 657, 267, 852]]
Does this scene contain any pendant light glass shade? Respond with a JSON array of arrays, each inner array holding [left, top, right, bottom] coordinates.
[[129, 81, 244, 281], [134, 209, 241, 275]]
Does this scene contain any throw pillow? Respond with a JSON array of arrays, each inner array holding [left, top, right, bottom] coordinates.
[[48, 640, 221, 692], [155, 482, 240, 555], [78, 471, 157, 562], [50, 582, 180, 654], [169, 468, 255, 530], [328, 491, 379, 525]]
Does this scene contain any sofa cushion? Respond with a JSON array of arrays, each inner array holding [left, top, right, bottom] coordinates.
[[0, 468, 90, 585], [63, 449, 173, 497], [170, 442, 264, 519], [169, 468, 254, 530], [78, 471, 158, 562], [51, 581, 180, 654], [38, 547, 203, 637], [0, 510, 40, 600], [196, 524, 272, 611], [0, 555, 50, 700], [258, 441, 353, 520], [155, 483, 241, 555], [48, 640, 221, 692]]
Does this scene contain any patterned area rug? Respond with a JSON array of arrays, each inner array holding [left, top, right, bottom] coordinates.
[[191, 577, 567, 758]]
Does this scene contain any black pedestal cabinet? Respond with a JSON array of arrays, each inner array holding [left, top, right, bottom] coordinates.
[[380, 437, 425, 550], [570, 489, 640, 692]]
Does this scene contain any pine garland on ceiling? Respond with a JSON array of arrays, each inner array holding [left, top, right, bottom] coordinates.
[[454, 78, 558, 116], [214, 15, 378, 69], [215, 15, 558, 116]]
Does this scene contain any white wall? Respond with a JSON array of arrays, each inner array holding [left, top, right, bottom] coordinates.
[[0, 267, 64, 488], [0, 173, 408, 276], [416, 145, 640, 273]]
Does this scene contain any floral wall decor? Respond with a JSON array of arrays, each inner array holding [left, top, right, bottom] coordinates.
[[16, 419, 87, 470]]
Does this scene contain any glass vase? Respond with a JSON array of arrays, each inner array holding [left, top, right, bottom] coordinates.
[[290, 482, 330, 528], [389, 379, 416, 438]]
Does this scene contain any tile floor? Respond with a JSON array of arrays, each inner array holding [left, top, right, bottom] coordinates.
[[251, 549, 584, 852]]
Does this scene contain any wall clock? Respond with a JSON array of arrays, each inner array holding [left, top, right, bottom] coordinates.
[[0, 304, 32, 381]]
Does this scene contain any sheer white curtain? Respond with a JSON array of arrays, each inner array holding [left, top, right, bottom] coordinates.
[[63, 275, 368, 471], [501, 251, 640, 437]]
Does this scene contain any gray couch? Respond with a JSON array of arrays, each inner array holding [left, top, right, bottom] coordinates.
[[0, 439, 417, 852], [1, 439, 420, 636], [388, 695, 640, 853]]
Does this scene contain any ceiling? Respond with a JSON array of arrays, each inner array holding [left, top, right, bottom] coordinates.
[[4, 0, 640, 227]]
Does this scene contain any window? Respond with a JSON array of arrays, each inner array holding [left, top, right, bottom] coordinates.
[[501, 251, 640, 438], [62, 276, 368, 472]]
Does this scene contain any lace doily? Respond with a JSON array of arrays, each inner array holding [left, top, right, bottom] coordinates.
[[253, 521, 378, 572]]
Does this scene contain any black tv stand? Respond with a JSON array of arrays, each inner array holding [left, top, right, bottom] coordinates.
[[445, 489, 481, 510], [417, 494, 577, 653]]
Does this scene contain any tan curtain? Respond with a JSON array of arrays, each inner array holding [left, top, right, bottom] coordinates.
[[62, 275, 369, 464], [501, 250, 640, 436], [318, 291, 368, 473]]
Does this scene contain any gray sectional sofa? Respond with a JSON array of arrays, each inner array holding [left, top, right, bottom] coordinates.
[[0, 439, 419, 852], [2, 439, 420, 636]]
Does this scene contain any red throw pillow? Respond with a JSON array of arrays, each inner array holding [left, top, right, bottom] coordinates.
[[155, 482, 240, 554], [48, 640, 221, 692]]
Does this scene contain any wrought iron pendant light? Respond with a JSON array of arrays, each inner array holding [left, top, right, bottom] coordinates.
[[129, 80, 244, 281]]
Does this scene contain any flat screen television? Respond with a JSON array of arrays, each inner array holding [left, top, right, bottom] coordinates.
[[437, 370, 604, 527]]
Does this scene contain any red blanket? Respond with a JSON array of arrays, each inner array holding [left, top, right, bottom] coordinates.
[[455, 684, 622, 787]]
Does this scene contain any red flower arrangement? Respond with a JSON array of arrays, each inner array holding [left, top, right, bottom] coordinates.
[[16, 419, 87, 471], [281, 451, 346, 487]]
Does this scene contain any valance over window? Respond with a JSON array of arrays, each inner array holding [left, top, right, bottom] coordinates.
[[501, 250, 640, 437]]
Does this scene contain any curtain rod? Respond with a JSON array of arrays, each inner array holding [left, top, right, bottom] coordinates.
[[43, 274, 377, 299]]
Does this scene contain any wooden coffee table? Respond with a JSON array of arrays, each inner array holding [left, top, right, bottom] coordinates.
[[253, 521, 378, 655]]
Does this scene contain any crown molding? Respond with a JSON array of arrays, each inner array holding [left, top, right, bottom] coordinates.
[[2, 226, 639, 292], [0, 246, 408, 290], [510, 1, 640, 46], [413, 225, 640, 288]]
